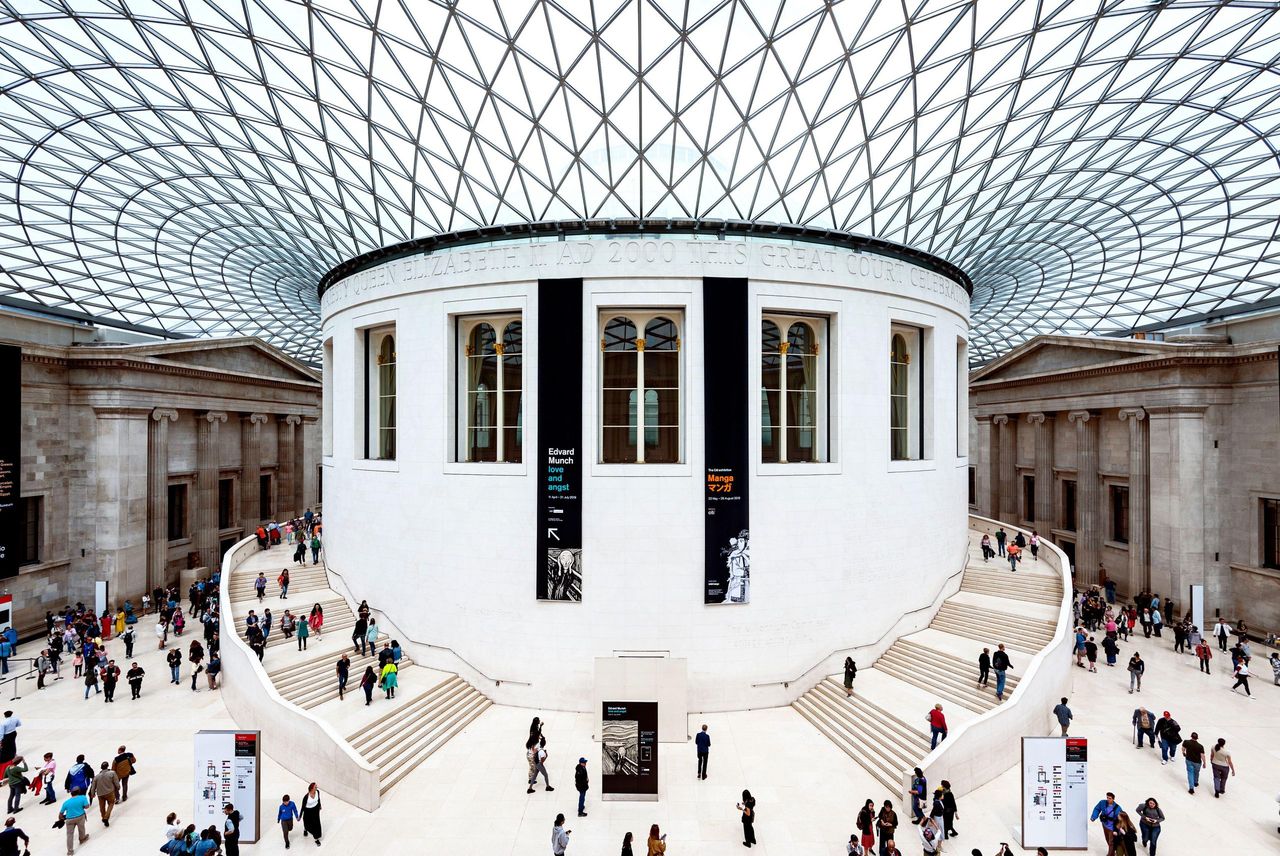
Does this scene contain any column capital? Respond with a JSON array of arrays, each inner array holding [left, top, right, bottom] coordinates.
[[1117, 407, 1147, 423], [1025, 411, 1051, 425], [150, 408, 178, 422], [281, 414, 303, 426], [201, 410, 228, 424], [992, 414, 1011, 426], [1067, 410, 1098, 424], [242, 412, 269, 425]]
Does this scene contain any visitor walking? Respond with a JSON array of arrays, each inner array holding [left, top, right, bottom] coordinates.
[[336, 655, 349, 701], [1195, 639, 1212, 673], [167, 647, 182, 685], [573, 757, 589, 817], [254, 573, 267, 602], [60, 788, 92, 854], [1113, 812, 1139, 856], [278, 794, 300, 848], [995, 527, 1007, 557], [919, 814, 942, 854], [379, 660, 397, 699], [352, 616, 368, 656], [308, 604, 324, 638], [927, 705, 947, 749], [977, 648, 990, 688], [1155, 711, 1181, 764], [1127, 652, 1144, 693], [1102, 634, 1119, 667], [295, 614, 309, 651], [92, 760, 119, 826], [939, 780, 958, 838], [300, 782, 322, 846], [527, 737, 552, 793], [188, 640, 205, 691], [1182, 732, 1206, 793], [1137, 797, 1164, 855], [738, 789, 756, 847], [0, 817, 29, 855], [1089, 792, 1122, 851], [646, 823, 666, 855], [38, 752, 56, 805], [909, 767, 927, 823], [844, 657, 857, 696], [695, 724, 709, 779], [278, 569, 290, 599], [876, 801, 898, 856], [1052, 698, 1072, 736], [113, 746, 136, 802], [992, 644, 1011, 701], [1132, 706, 1154, 748], [3, 757, 26, 813], [1209, 738, 1234, 798], [1230, 659, 1254, 698], [360, 666, 376, 705], [856, 799, 876, 853]]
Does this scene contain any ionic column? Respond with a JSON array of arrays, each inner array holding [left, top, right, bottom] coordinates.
[[196, 411, 227, 570], [240, 412, 267, 531], [277, 415, 301, 519], [995, 414, 1018, 523], [147, 408, 178, 592], [1027, 412, 1055, 527], [1068, 410, 1101, 585]]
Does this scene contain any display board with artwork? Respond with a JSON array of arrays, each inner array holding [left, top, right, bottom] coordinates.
[[601, 701, 658, 800]]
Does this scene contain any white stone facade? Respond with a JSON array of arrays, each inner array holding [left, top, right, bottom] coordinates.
[[321, 233, 971, 711]]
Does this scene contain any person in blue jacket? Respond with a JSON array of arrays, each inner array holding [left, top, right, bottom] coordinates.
[[277, 793, 300, 849], [1090, 792, 1123, 851]]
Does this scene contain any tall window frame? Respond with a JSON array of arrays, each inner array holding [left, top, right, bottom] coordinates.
[[1022, 474, 1036, 522], [1110, 484, 1130, 544], [1062, 479, 1078, 531], [890, 324, 925, 461], [1263, 498, 1280, 570], [600, 310, 683, 464], [167, 483, 188, 541], [456, 313, 523, 463], [362, 326, 397, 461], [761, 313, 828, 464], [19, 495, 42, 566]]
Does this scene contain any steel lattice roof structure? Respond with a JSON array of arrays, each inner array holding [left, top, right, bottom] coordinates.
[[1, 1, 1278, 363]]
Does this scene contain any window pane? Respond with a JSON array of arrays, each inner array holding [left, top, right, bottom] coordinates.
[[502, 321, 522, 354], [502, 391, 522, 428], [602, 390, 637, 427], [603, 351, 637, 387], [502, 426, 523, 463], [379, 393, 396, 432], [645, 387, 680, 426], [469, 353, 498, 395], [501, 352, 522, 390], [379, 428, 396, 460], [602, 427, 637, 462], [787, 322, 815, 354], [762, 320, 781, 354], [468, 428, 497, 462], [891, 428, 909, 461], [890, 394, 908, 429], [762, 352, 781, 391], [787, 389, 816, 439], [645, 316, 678, 350], [468, 391, 496, 428], [603, 317, 637, 350], [644, 350, 678, 388], [645, 425, 679, 463], [470, 323, 497, 354], [787, 353, 816, 393], [786, 425, 816, 462]]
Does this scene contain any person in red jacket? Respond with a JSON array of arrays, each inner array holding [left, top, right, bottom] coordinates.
[[927, 704, 948, 749]]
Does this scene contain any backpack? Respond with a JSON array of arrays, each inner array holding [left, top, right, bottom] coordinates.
[[923, 824, 935, 842], [1139, 711, 1151, 730]]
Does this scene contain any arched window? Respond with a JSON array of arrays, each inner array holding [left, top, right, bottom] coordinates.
[[890, 327, 925, 461], [376, 332, 396, 460], [761, 314, 825, 463], [601, 312, 681, 463], [461, 314, 522, 462]]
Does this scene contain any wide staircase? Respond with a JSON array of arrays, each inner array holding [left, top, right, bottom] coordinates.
[[793, 527, 1063, 793], [227, 544, 491, 795]]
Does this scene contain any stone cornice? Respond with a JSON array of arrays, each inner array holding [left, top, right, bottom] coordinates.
[[971, 348, 1278, 392], [91, 405, 150, 420], [66, 353, 320, 390], [1144, 405, 1209, 416]]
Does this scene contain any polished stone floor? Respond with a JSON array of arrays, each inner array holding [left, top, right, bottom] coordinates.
[[5, 599, 1276, 855]]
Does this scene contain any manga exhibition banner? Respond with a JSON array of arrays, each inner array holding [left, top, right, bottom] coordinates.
[[537, 279, 583, 602], [703, 278, 751, 604]]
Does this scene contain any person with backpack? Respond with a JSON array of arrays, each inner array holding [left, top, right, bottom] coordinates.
[[1155, 712, 1181, 764], [112, 746, 136, 802], [992, 644, 1012, 701], [909, 768, 927, 824], [1132, 706, 1154, 748]]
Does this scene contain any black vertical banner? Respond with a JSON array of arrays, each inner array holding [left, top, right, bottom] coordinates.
[[704, 278, 751, 604], [537, 279, 584, 601], [0, 344, 20, 579]]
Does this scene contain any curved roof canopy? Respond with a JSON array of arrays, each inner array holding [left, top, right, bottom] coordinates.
[[1, 1, 1278, 363]]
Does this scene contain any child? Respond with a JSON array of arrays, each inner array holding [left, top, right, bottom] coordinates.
[[73, 650, 84, 678]]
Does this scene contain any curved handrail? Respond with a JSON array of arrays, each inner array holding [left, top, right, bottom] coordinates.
[[750, 536, 971, 689], [322, 561, 530, 687], [218, 535, 382, 811]]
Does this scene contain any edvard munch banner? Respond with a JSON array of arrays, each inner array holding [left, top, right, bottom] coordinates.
[[703, 279, 750, 604], [537, 279, 583, 602]]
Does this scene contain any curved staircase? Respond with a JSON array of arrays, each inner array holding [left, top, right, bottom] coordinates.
[[793, 526, 1064, 795]]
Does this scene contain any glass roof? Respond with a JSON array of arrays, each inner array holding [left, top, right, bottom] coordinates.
[[1, 1, 1277, 363]]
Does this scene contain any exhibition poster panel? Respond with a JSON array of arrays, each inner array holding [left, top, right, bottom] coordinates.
[[1021, 736, 1088, 849], [702, 278, 750, 604], [601, 701, 659, 797], [194, 730, 261, 842], [536, 278, 584, 602], [0, 344, 19, 579]]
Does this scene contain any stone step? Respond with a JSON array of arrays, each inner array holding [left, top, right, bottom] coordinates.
[[804, 682, 923, 771], [813, 679, 931, 752], [960, 581, 1062, 606], [937, 601, 1056, 634], [894, 638, 1022, 690], [296, 659, 415, 710], [792, 695, 904, 795], [963, 567, 1060, 588], [926, 616, 1046, 654], [932, 609, 1054, 645], [875, 648, 996, 713], [267, 635, 392, 682], [375, 691, 491, 795], [352, 676, 474, 762]]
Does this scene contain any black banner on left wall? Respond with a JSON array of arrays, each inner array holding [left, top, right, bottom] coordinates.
[[0, 344, 21, 579], [536, 278, 584, 601]]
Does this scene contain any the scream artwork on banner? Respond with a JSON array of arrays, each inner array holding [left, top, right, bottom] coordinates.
[[703, 279, 751, 604], [601, 701, 658, 799], [536, 279, 584, 602], [0, 345, 19, 580]]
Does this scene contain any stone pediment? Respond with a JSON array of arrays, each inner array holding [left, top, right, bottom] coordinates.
[[972, 337, 1169, 382], [144, 340, 319, 383]]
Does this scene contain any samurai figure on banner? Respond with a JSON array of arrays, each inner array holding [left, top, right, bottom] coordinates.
[[720, 529, 750, 603]]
